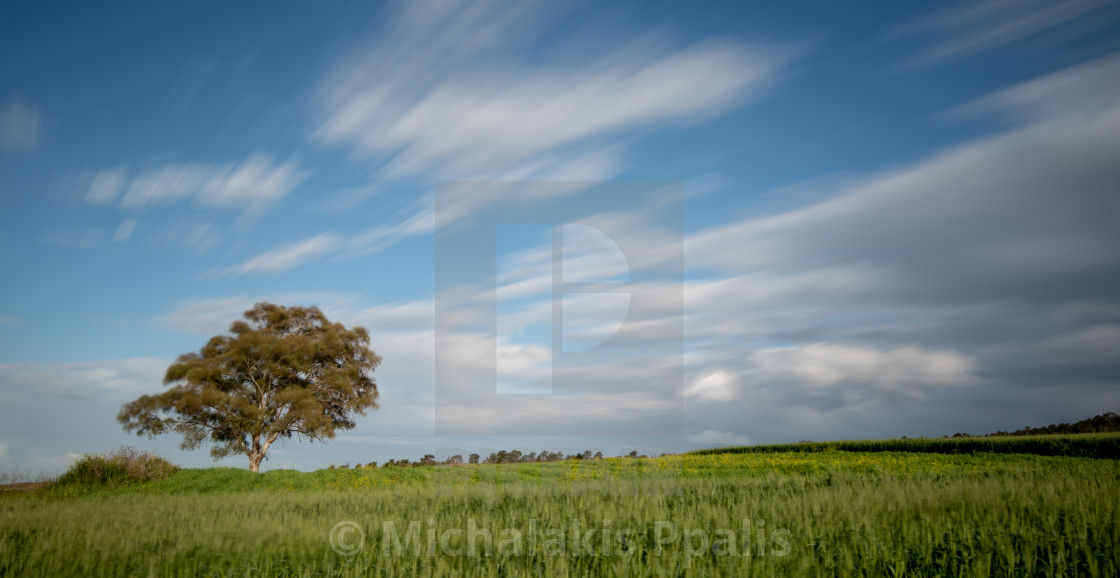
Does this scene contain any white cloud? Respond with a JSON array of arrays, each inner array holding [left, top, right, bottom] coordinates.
[[220, 184, 615, 274], [747, 343, 977, 391], [893, 0, 1112, 68], [498, 146, 627, 182], [684, 370, 738, 402], [673, 55, 1120, 399], [347, 208, 433, 256], [156, 292, 364, 335], [118, 164, 208, 208], [318, 186, 379, 213], [204, 203, 427, 276], [0, 358, 169, 401], [383, 44, 772, 178], [496, 340, 552, 393], [0, 97, 40, 151], [85, 168, 128, 204], [160, 293, 435, 338], [158, 297, 258, 335], [950, 52, 1120, 126], [346, 50, 1120, 421], [103, 152, 308, 212], [687, 55, 1120, 283], [684, 344, 977, 411], [686, 430, 752, 447], [147, 218, 221, 253], [113, 218, 138, 242], [313, 1, 789, 181], [196, 153, 308, 209], [334, 155, 630, 257], [225, 232, 340, 276], [348, 300, 435, 333]]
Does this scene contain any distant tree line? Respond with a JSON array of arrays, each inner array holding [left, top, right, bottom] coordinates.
[[948, 411, 1120, 438], [327, 449, 664, 469]]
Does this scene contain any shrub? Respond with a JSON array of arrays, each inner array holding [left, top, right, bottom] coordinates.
[[55, 446, 177, 488]]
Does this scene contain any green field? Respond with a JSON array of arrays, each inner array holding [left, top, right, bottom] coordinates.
[[3, 437, 1119, 577]]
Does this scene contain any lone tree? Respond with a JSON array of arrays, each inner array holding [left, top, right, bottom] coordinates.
[[119, 302, 380, 472]]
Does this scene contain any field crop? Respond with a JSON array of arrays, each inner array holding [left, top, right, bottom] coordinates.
[[3, 443, 1118, 577], [690, 432, 1120, 459]]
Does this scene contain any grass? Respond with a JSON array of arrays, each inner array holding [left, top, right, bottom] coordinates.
[[2, 438, 1118, 576]]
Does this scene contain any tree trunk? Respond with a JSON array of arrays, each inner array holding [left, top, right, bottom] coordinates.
[[247, 432, 277, 473], [248, 433, 263, 473]]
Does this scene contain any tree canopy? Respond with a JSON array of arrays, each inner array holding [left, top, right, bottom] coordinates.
[[119, 302, 380, 472]]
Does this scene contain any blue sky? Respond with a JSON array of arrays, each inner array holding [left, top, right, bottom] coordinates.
[[3, 0, 1120, 473]]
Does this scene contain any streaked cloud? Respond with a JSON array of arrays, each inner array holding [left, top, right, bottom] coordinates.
[[684, 344, 977, 414], [346, 207, 433, 257], [312, 1, 791, 181], [0, 358, 169, 401], [674, 52, 1120, 423], [112, 218, 138, 242], [220, 232, 340, 276], [893, 0, 1115, 68], [86, 152, 309, 213], [210, 51, 1120, 432], [747, 343, 977, 391], [84, 168, 128, 205], [156, 292, 364, 335], [688, 53, 1120, 287], [146, 218, 221, 253], [949, 51, 1120, 124]]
